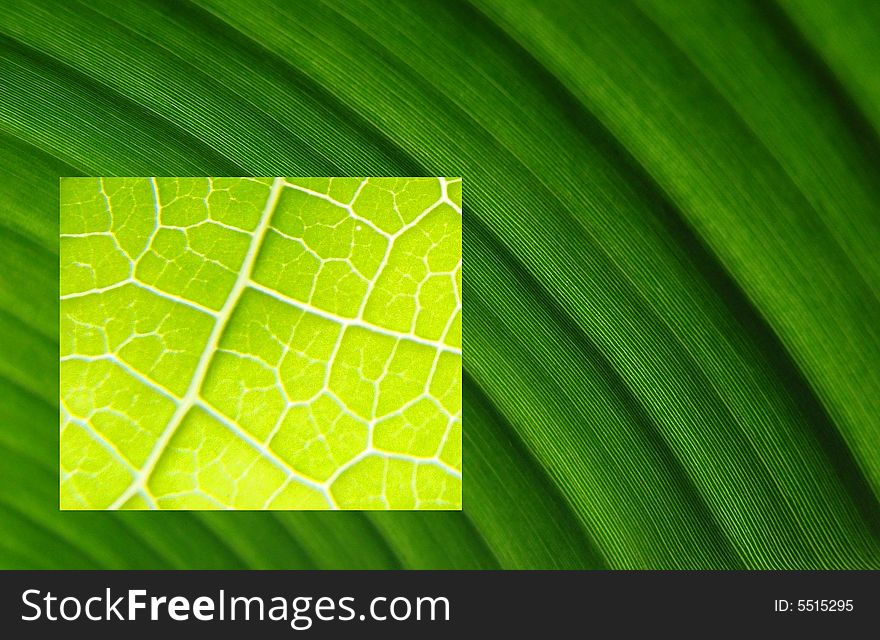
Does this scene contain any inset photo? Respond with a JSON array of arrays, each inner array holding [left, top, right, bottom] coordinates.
[[60, 177, 462, 510]]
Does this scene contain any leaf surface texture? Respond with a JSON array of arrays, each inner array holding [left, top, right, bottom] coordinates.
[[60, 177, 462, 510], [0, 0, 877, 568]]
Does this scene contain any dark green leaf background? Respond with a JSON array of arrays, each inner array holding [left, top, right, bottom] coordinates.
[[1, 0, 878, 569]]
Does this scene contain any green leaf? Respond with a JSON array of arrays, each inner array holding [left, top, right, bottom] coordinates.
[[0, 0, 878, 568], [60, 177, 462, 510]]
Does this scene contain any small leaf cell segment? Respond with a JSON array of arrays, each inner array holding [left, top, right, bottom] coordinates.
[[60, 177, 462, 510]]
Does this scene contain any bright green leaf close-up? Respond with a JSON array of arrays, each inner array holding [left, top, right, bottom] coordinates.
[[60, 177, 462, 510], [0, 0, 879, 568]]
